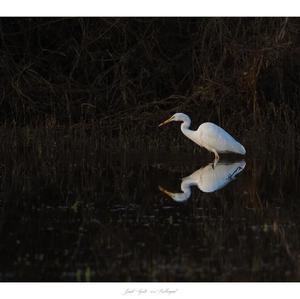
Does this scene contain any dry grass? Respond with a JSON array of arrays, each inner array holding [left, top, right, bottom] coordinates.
[[0, 18, 299, 135]]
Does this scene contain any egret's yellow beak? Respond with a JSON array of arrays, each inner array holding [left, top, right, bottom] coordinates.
[[158, 185, 174, 199], [158, 116, 174, 127]]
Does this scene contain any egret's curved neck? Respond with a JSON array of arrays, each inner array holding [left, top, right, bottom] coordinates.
[[180, 116, 195, 141], [173, 179, 194, 202]]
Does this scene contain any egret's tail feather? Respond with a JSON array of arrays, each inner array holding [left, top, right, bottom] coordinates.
[[240, 145, 246, 155], [233, 143, 246, 155]]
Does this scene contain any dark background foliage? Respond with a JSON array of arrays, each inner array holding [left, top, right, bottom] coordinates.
[[0, 17, 299, 131]]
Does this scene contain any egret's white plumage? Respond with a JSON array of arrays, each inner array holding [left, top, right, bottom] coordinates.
[[159, 113, 246, 163], [159, 160, 246, 202]]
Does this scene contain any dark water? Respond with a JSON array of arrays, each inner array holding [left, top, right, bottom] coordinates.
[[0, 147, 300, 281]]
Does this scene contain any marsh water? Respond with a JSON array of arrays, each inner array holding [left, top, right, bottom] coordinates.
[[0, 131, 300, 282]]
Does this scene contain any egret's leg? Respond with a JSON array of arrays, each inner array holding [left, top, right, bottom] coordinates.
[[212, 149, 219, 168]]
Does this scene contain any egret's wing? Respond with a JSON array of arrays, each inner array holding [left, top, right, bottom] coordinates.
[[197, 161, 246, 192], [199, 123, 244, 153]]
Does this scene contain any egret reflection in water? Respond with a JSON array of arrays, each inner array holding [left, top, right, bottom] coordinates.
[[159, 160, 246, 202]]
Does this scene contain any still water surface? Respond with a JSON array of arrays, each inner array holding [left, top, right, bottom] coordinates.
[[0, 149, 300, 281]]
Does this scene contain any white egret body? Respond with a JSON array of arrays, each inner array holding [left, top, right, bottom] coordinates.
[[159, 160, 246, 202], [159, 113, 246, 163]]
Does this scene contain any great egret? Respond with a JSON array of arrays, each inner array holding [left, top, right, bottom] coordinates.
[[159, 113, 246, 164], [159, 160, 246, 202]]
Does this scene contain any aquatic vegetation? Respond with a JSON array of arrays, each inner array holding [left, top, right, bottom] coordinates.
[[0, 125, 298, 281]]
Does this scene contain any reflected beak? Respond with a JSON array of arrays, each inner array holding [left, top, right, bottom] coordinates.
[[158, 185, 174, 199], [158, 116, 174, 127]]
